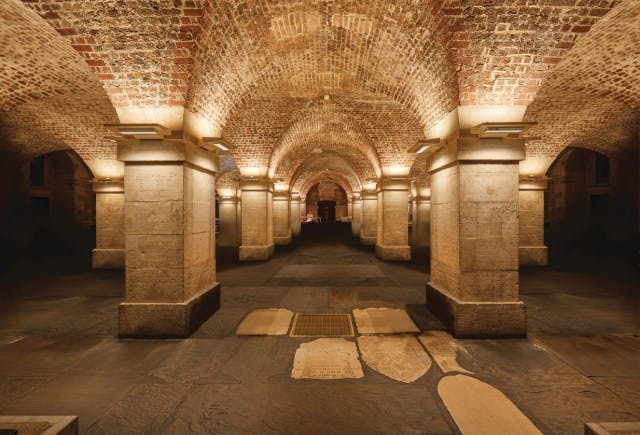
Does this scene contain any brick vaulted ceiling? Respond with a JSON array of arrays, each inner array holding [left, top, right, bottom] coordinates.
[[1, 0, 638, 182]]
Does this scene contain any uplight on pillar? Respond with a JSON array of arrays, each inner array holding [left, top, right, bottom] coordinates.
[[273, 190, 292, 245], [375, 176, 411, 260], [519, 176, 549, 266], [351, 191, 362, 237], [92, 177, 125, 269], [239, 176, 274, 260], [360, 186, 378, 245], [290, 192, 301, 237]]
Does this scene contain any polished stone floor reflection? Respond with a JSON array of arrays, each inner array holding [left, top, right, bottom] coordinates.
[[0, 227, 638, 434]]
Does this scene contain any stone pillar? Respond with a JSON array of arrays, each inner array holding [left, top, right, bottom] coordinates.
[[217, 194, 240, 247], [375, 177, 411, 260], [427, 134, 526, 337], [239, 177, 274, 260], [412, 195, 431, 248], [273, 191, 292, 245], [117, 139, 220, 338], [290, 192, 301, 237], [519, 177, 548, 266], [351, 193, 362, 237], [236, 195, 242, 242], [360, 189, 377, 245], [92, 178, 125, 269]]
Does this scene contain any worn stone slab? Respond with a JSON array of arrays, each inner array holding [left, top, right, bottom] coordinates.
[[291, 338, 363, 380], [236, 308, 293, 336], [0, 416, 78, 435], [418, 331, 472, 374], [357, 335, 431, 383], [438, 374, 542, 435], [352, 308, 420, 335]]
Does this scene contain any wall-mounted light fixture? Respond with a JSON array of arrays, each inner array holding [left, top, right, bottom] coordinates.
[[408, 138, 443, 154], [471, 122, 536, 138], [105, 124, 171, 139], [200, 137, 233, 153]]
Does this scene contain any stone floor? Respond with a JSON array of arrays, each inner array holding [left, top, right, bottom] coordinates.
[[0, 225, 638, 434]]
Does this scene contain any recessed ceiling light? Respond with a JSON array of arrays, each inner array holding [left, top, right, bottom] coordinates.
[[408, 138, 443, 154], [200, 137, 233, 153], [104, 123, 171, 139]]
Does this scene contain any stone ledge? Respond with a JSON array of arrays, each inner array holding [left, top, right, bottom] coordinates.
[[519, 245, 548, 266], [426, 282, 527, 338], [375, 244, 411, 261], [239, 244, 274, 261], [360, 235, 376, 245], [585, 422, 640, 435], [274, 235, 292, 246], [119, 283, 221, 338], [92, 248, 125, 269], [0, 416, 78, 435]]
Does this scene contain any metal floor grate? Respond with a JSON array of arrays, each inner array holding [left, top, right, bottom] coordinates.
[[290, 313, 354, 337]]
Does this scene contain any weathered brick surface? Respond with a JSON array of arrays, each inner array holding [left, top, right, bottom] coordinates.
[[1, 0, 118, 161]]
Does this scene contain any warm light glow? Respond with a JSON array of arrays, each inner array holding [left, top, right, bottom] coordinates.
[[458, 105, 527, 130], [381, 166, 410, 177], [416, 145, 430, 154], [240, 167, 268, 177], [86, 159, 124, 179], [519, 157, 555, 177], [184, 109, 218, 139], [116, 106, 184, 131], [425, 108, 459, 140]]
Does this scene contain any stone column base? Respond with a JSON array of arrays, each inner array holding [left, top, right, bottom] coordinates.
[[119, 283, 221, 338], [274, 235, 292, 245], [519, 246, 548, 266], [92, 248, 124, 269], [360, 235, 376, 245], [375, 244, 411, 261], [426, 283, 526, 338], [239, 244, 274, 261]]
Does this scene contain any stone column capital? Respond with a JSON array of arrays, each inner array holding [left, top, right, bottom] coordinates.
[[519, 176, 549, 191], [414, 195, 431, 203], [428, 135, 525, 173], [117, 139, 219, 175], [290, 192, 301, 202], [92, 178, 124, 193], [273, 191, 291, 201], [218, 195, 239, 204], [376, 176, 411, 192], [362, 189, 378, 200], [239, 177, 273, 192]]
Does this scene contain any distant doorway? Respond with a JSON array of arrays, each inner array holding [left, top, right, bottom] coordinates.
[[317, 200, 336, 223]]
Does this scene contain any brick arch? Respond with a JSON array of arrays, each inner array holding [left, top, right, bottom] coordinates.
[[290, 153, 362, 193], [0, 0, 119, 174], [299, 173, 355, 201], [225, 91, 423, 173], [187, 1, 458, 138], [522, 0, 640, 174], [268, 103, 381, 180]]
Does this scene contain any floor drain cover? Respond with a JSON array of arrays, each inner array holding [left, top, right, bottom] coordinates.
[[290, 314, 354, 337]]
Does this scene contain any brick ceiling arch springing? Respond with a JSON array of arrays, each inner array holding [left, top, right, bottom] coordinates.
[[1, 0, 118, 163], [523, 0, 640, 171]]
